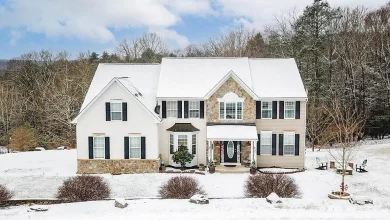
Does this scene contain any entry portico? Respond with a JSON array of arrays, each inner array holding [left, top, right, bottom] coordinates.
[[206, 124, 258, 166]]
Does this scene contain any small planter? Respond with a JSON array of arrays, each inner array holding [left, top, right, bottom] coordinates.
[[328, 191, 351, 200], [160, 166, 166, 172], [208, 167, 215, 174], [250, 168, 257, 175], [199, 164, 205, 171]]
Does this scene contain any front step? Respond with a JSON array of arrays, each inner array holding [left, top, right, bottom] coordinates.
[[215, 165, 249, 173]]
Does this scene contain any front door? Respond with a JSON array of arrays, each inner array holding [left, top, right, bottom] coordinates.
[[223, 141, 237, 163]]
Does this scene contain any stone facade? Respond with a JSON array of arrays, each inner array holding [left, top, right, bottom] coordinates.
[[77, 159, 159, 174], [206, 77, 256, 123], [240, 141, 251, 164]]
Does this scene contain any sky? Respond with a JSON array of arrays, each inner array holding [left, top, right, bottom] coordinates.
[[0, 0, 388, 59]]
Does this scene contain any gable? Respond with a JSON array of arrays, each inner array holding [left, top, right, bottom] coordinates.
[[72, 79, 160, 124]]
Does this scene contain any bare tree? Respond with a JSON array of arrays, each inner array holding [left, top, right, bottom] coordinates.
[[321, 98, 365, 195]]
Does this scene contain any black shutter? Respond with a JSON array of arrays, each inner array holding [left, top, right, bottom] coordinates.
[[279, 134, 284, 155], [105, 102, 111, 121], [124, 137, 129, 159], [295, 134, 300, 156], [200, 101, 205, 118], [162, 101, 167, 118], [177, 101, 182, 118], [122, 102, 127, 121], [184, 101, 189, 118], [105, 137, 110, 159], [295, 101, 300, 119], [256, 101, 261, 119], [279, 101, 284, 119], [88, 136, 93, 159], [272, 101, 277, 119], [272, 134, 277, 155], [141, 137, 146, 159], [257, 134, 261, 155]]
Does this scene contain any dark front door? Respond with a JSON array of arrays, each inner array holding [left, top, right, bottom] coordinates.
[[223, 141, 237, 163]]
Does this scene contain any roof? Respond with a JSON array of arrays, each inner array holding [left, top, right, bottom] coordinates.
[[166, 123, 200, 132], [156, 57, 307, 99], [207, 125, 258, 141], [249, 58, 307, 99]]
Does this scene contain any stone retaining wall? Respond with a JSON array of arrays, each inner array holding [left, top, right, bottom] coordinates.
[[77, 159, 159, 174]]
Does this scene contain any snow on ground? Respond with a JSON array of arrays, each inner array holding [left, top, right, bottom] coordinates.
[[0, 140, 390, 219]]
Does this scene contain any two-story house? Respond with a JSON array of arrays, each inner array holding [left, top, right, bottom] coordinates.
[[72, 57, 307, 174]]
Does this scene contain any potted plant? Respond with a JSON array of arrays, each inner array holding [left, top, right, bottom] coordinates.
[[208, 161, 216, 174], [160, 160, 166, 172], [199, 163, 205, 171], [249, 161, 257, 175], [172, 145, 195, 171]]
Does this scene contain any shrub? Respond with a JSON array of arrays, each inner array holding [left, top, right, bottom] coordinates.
[[159, 176, 205, 199], [244, 173, 301, 198], [57, 175, 110, 202], [172, 145, 195, 170], [0, 184, 13, 201], [9, 124, 39, 152]]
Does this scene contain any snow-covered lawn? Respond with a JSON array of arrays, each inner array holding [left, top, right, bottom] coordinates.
[[0, 140, 390, 219]]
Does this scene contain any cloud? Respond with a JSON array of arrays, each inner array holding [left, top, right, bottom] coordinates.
[[0, 0, 213, 46], [9, 29, 23, 46], [149, 28, 190, 48]]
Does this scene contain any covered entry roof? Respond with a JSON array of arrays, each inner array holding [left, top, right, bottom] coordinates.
[[207, 125, 258, 141], [167, 123, 200, 132]]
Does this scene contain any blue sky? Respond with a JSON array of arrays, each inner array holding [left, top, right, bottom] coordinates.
[[0, 0, 388, 59]]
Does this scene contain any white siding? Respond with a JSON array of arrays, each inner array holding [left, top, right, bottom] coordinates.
[[76, 82, 159, 159]]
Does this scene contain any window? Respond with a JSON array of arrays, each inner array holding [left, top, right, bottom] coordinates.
[[284, 132, 295, 155], [192, 134, 196, 154], [169, 134, 174, 154], [284, 101, 295, 119], [129, 136, 141, 158], [178, 135, 187, 149], [219, 102, 243, 120], [260, 132, 272, 155], [219, 102, 225, 119], [111, 102, 122, 120], [93, 137, 105, 159], [189, 101, 200, 118], [167, 101, 177, 118], [261, 101, 272, 119]]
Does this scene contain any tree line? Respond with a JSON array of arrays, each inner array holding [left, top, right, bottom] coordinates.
[[0, 0, 389, 149]]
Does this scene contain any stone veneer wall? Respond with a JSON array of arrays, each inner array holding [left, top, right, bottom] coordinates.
[[240, 141, 251, 164], [77, 159, 159, 174], [213, 143, 221, 164], [206, 77, 256, 123]]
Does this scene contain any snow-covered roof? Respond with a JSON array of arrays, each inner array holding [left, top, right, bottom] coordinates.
[[249, 58, 307, 99], [80, 63, 160, 112], [207, 125, 258, 141], [157, 57, 253, 98], [156, 57, 307, 99]]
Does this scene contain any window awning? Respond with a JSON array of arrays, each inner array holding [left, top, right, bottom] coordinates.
[[167, 123, 200, 132], [207, 125, 258, 141]]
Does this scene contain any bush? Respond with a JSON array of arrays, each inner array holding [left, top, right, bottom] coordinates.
[[57, 175, 110, 202], [172, 145, 195, 170], [9, 125, 39, 152], [244, 173, 301, 198], [159, 176, 205, 199], [0, 184, 13, 201]]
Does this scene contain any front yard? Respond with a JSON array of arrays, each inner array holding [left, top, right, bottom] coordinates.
[[0, 140, 390, 219]]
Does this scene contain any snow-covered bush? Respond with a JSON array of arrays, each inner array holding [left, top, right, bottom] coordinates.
[[0, 184, 13, 201], [159, 176, 205, 199], [56, 176, 110, 202], [244, 173, 301, 198]]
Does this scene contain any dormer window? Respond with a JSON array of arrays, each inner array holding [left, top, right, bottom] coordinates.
[[218, 92, 244, 120]]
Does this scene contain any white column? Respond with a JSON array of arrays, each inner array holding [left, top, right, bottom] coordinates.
[[250, 141, 254, 163], [254, 140, 258, 164], [211, 141, 214, 162]]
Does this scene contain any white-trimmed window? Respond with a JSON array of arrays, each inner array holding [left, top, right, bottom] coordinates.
[[219, 102, 243, 120], [93, 136, 105, 159], [189, 101, 200, 118], [111, 102, 122, 120], [178, 135, 187, 148], [261, 101, 272, 119], [284, 132, 295, 155], [192, 134, 196, 154], [260, 131, 272, 155], [284, 101, 295, 119], [129, 135, 141, 158], [169, 134, 174, 154], [167, 101, 177, 118]]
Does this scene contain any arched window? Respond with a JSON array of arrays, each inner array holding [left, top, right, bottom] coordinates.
[[218, 92, 244, 120]]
